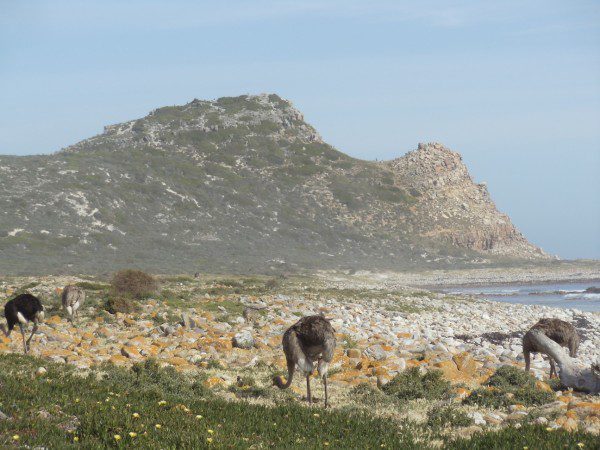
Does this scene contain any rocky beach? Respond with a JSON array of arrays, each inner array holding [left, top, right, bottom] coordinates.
[[1, 269, 599, 440]]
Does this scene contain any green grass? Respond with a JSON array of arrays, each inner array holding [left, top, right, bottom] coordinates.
[[451, 425, 599, 449], [200, 299, 245, 322], [0, 354, 423, 449], [1, 355, 597, 449], [426, 406, 473, 428]]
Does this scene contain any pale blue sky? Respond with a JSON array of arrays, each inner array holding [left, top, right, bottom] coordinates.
[[1, 1, 599, 259]]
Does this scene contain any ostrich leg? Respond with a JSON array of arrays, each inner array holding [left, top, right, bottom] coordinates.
[[323, 374, 329, 408], [19, 324, 27, 354], [306, 374, 312, 404], [549, 358, 557, 378], [26, 322, 38, 351]]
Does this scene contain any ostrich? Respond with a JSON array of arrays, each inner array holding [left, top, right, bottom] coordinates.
[[1, 293, 45, 354], [523, 318, 579, 378], [61, 285, 86, 323], [273, 315, 336, 407]]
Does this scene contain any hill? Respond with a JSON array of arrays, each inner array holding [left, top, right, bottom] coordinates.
[[0, 94, 547, 275]]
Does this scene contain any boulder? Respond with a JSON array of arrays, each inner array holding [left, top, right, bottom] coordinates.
[[364, 344, 390, 361], [232, 331, 255, 349]]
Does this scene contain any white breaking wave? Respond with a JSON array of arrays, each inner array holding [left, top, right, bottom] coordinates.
[[564, 293, 600, 300]]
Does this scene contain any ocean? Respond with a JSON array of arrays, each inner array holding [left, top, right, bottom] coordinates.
[[443, 281, 600, 312]]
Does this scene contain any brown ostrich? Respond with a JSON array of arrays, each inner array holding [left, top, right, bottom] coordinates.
[[61, 285, 86, 323], [273, 315, 336, 407], [523, 318, 579, 378]]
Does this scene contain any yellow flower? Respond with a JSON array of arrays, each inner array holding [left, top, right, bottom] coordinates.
[[545, 427, 554, 431], [74, 436, 79, 442], [114, 434, 121, 441], [324, 442, 329, 446], [313, 413, 320, 417], [12, 435, 19, 441], [196, 414, 203, 420], [155, 424, 162, 429], [207, 437, 213, 444], [75, 398, 80, 403], [158, 400, 167, 406], [577, 444, 585, 448], [207, 429, 214, 434], [129, 432, 137, 438], [132, 413, 140, 418]]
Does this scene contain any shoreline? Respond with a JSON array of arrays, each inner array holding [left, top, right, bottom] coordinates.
[[423, 278, 600, 290], [344, 264, 600, 289]]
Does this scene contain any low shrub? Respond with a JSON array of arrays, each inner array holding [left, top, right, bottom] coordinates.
[[111, 269, 157, 299], [381, 367, 452, 401], [464, 365, 554, 408]]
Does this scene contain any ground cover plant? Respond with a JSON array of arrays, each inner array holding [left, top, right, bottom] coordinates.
[[0, 348, 598, 448], [463, 365, 554, 408]]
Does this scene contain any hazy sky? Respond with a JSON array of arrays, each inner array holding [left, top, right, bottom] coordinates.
[[1, 1, 599, 259]]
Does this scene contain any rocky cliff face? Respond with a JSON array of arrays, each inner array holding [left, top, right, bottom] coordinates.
[[387, 142, 546, 258], [0, 94, 548, 275]]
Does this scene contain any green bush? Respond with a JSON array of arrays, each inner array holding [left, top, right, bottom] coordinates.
[[111, 269, 157, 299], [485, 365, 532, 389], [382, 367, 452, 401], [464, 365, 554, 408], [427, 406, 473, 428]]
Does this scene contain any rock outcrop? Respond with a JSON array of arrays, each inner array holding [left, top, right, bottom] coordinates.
[[388, 142, 546, 258]]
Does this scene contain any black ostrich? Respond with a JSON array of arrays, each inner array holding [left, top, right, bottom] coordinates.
[[1, 293, 45, 354]]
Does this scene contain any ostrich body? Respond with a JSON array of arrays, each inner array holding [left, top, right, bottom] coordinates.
[[523, 318, 579, 378], [273, 315, 336, 407], [1, 294, 45, 354], [61, 285, 85, 323]]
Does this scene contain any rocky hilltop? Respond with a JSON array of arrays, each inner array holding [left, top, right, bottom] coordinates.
[[387, 143, 541, 256], [0, 94, 547, 274]]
